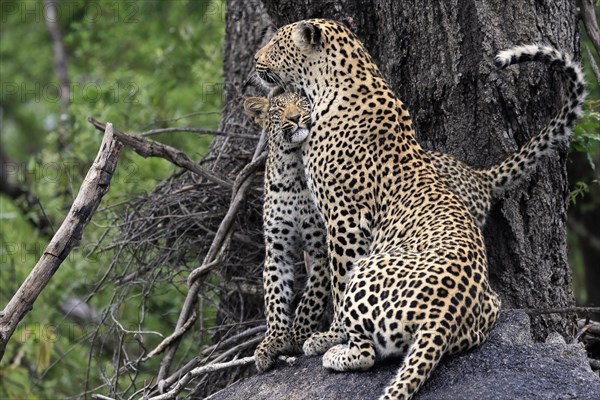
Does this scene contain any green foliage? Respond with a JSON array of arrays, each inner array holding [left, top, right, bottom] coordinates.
[[1, 0, 224, 396], [568, 17, 600, 305], [569, 11, 600, 206], [572, 107, 600, 167], [571, 103, 600, 203]]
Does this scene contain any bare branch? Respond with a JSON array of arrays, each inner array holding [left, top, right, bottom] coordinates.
[[0, 123, 122, 359], [110, 308, 164, 338], [581, 0, 600, 57], [154, 336, 263, 397], [508, 306, 600, 315], [88, 117, 233, 190], [142, 309, 198, 361], [147, 357, 256, 400], [585, 46, 600, 87], [92, 395, 116, 400], [200, 325, 266, 357], [149, 110, 222, 124], [577, 319, 600, 336], [139, 126, 259, 140]]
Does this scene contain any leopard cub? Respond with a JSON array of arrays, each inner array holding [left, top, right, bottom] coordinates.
[[244, 93, 329, 372]]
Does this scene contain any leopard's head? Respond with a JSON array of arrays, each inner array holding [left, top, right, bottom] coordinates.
[[255, 19, 368, 94], [244, 92, 312, 149]]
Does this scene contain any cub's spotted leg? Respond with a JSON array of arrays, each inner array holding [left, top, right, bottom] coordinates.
[[380, 330, 447, 400], [254, 334, 294, 372], [291, 222, 330, 347], [254, 223, 299, 372], [322, 333, 376, 371]]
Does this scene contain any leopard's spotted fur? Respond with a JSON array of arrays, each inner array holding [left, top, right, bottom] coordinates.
[[254, 19, 583, 399]]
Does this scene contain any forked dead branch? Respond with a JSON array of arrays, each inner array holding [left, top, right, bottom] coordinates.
[[0, 123, 122, 359]]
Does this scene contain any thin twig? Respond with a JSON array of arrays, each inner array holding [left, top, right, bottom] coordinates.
[[146, 357, 256, 400], [585, 46, 600, 87], [92, 395, 117, 400], [507, 306, 600, 315], [204, 337, 262, 365], [88, 117, 233, 190], [581, 0, 600, 57], [148, 111, 222, 125], [155, 133, 267, 381], [142, 309, 199, 361], [573, 323, 592, 344], [577, 318, 600, 336], [139, 126, 259, 140], [200, 325, 266, 357], [110, 308, 164, 338], [154, 337, 262, 397]]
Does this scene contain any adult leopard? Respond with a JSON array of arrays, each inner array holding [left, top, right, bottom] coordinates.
[[255, 19, 501, 399], [245, 43, 584, 378]]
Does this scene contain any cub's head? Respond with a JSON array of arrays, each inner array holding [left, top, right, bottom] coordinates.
[[244, 92, 311, 149], [254, 19, 363, 93]]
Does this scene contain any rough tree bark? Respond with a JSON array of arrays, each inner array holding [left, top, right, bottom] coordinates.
[[211, 0, 272, 330], [246, 0, 578, 340]]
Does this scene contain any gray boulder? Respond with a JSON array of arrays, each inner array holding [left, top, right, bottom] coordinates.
[[208, 312, 600, 400]]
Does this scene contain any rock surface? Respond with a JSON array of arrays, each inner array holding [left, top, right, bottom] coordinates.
[[208, 312, 600, 400]]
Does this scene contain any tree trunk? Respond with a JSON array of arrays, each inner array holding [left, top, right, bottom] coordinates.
[[253, 0, 577, 339]]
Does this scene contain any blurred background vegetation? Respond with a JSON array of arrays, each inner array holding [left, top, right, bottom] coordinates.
[[0, 0, 598, 398], [1, 1, 225, 397]]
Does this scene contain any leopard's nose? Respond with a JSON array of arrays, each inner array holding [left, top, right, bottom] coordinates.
[[289, 115, 300, 124]]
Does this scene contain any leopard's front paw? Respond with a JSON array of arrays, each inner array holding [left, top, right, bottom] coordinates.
[[254, 334, 294, 372], [322, 344, 347, 370], [303, 331, 344, 356]]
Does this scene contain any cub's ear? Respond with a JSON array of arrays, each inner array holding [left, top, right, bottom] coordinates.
[[244, 97, 270, 127], [292, 21, 322, 53]]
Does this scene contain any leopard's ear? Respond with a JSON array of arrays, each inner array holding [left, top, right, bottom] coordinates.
[[244, 97, 270, 127], [292, 21, 322, 53]]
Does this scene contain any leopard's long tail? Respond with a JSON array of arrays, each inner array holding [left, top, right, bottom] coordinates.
[[485, 44, 586, 194], [378, 329, 446, 400]]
